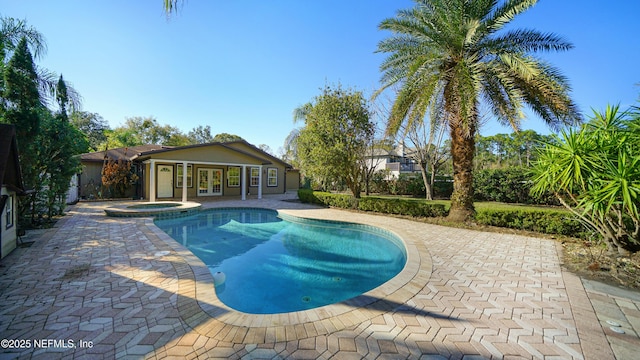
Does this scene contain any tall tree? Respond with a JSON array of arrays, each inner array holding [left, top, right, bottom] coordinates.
[[296, 84, 374, 198], [1, 37, 44, 223], [39, 75, 88, 218], [376, 0, 581, 221], [2, 37, 41, 139], [187, 125, 214, 144], [70, 111, 109, 151], [403, 118, 449, 200]]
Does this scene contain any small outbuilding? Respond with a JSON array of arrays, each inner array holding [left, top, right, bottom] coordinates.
[[0, 124, 26, 259]]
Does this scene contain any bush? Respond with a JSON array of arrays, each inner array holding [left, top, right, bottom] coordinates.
[[358, 197, 447, 217], [475, 207, 585, 237], [370, 170, 391, 194], [473, 168, 558, 205], [297, 189, 322, 204], [298, 189, 447, 217], [433, 176, 453, 199]]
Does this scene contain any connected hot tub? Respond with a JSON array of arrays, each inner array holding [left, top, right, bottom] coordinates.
[[104, 201, 201, 219]]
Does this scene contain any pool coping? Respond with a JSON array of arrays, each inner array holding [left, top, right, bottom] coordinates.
[[142, 206, 432, 335], [104, 201, 202, 218]]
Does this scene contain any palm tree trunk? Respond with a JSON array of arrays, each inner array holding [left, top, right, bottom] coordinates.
[[447, 122, 476, 222]]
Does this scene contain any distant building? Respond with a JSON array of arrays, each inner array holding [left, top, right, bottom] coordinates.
[[366, 143, 423, 179]]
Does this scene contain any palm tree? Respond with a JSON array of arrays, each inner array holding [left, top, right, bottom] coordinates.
[[1, 16, 82, 109], [375, 0, 581, 221]]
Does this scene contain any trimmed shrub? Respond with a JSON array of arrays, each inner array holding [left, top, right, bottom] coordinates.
[[358, 197, 447, 217], [298, 189, 447, 217], [299, 189, 584, 238], [297, 189, 356, 208], [297, 189, 322, 205], [475, 207, 585, 237]]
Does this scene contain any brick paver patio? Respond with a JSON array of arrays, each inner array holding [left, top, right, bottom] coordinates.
[[1, 193, 639, 359]]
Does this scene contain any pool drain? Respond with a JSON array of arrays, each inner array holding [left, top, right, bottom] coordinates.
[[301, 296, 311, 303]]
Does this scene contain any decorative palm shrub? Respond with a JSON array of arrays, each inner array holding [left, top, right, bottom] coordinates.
[[531, 105, 640, 255]]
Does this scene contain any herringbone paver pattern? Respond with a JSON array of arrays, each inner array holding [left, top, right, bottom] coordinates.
[[0, 194, 632, 359]]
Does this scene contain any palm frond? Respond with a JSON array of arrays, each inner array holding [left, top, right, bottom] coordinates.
[[36, 66, 82, 110], [487, 0, 538, 33], [1, 16, 47, 59], [163, 0, 183, 15], [481, 29, 573, 54]]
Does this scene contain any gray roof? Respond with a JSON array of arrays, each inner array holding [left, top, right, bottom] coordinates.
[[80, 140, 294, 169], [80, 145, 171, 162]]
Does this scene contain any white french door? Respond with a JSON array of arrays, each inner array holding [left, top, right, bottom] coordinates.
[[197, 168, 222, 196]]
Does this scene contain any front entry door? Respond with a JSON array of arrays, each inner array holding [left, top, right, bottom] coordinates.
[[157, 165, 173, 198], [198, 168, 222, 196]]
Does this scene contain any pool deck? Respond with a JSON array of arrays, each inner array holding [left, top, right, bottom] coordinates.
[[1, 193, 639, 359]]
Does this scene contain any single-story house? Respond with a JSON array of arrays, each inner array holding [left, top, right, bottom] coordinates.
[[1, 124, 26, 259], [78, 140, 300, 202]]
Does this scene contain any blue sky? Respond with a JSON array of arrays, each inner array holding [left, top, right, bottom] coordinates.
[[2, 1, 639, 154]]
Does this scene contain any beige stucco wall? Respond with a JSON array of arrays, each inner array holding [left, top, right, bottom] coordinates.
[[1, 186, 17, 259], [143, 162, 288, 200], [146, 146, 265, 165], [286, 169, 300, 190]]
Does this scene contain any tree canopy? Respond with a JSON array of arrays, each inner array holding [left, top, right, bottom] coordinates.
[[296, 84, 374, 197], [212, 132, 244, 143]]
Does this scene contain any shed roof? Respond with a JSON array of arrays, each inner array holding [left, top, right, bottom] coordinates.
[[0, 124, 25, 194]]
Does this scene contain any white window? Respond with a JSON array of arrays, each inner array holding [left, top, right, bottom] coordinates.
[[176, 164, 192, 187], [267, 168, 277, 187], [227, 166, 240, 187], [250, 167, 260, 187], [5, 194, 14, 229]]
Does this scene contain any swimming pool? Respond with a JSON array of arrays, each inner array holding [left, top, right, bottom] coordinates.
[[154, 208, 407, 314]]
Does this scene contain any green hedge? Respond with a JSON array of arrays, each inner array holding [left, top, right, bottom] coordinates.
[[358, 196, 448, 217], [297, 189, 447, 217], [297, 189, 355, 208], [473, 168, 558, 205], [299, 189, 587, 238], [475, 208, 585, 237]]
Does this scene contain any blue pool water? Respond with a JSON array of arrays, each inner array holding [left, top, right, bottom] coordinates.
[[154, 208, 406, 314]]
